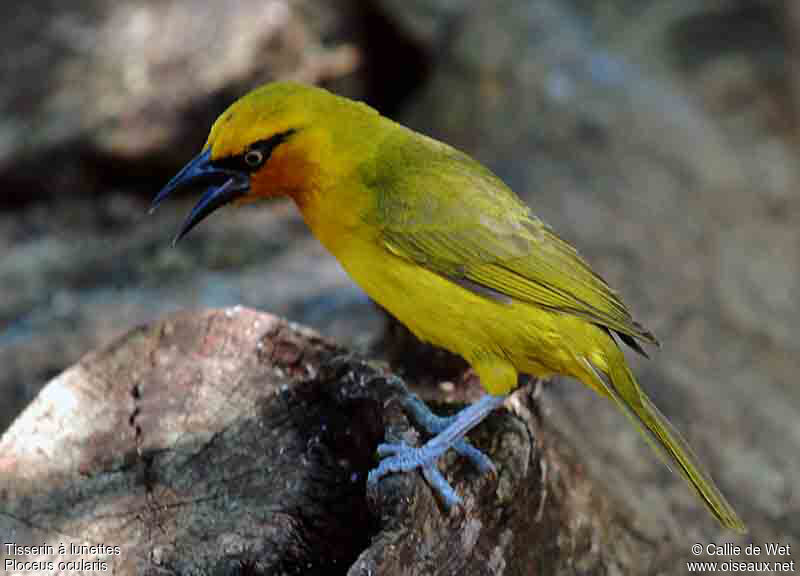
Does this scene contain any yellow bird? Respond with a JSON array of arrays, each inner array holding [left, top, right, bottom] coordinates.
[[152, 81, 745, 532]]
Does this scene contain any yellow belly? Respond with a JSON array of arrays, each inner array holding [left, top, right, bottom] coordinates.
[[296, 189, 605, 395], [329, 232, 574, 385]]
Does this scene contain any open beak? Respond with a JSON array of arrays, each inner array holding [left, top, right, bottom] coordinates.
[[150, 149, 250, 245]]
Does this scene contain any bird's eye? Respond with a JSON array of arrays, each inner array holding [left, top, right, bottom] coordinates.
[[244, 149, 265, 168]]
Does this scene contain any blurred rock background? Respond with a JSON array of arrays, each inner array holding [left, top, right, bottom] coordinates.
[[1, 0, 797, 569]]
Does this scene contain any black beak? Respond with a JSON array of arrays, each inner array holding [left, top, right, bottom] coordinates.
[[150, 149, 250, 245]]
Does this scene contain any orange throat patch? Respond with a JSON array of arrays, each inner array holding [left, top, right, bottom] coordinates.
[[250, 144, 320, 208]]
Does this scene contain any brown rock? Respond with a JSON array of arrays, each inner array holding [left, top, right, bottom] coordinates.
[[0, 308, 657, 574]]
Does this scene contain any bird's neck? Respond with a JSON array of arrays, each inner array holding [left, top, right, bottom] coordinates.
[[289, 116, 394, 254]]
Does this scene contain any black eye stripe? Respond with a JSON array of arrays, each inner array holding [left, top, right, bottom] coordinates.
[[213, 128, 297, 173], [248, 129, 297, 158]]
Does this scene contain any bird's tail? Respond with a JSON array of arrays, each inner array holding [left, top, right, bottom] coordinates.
[[581, 353, 746, 533]]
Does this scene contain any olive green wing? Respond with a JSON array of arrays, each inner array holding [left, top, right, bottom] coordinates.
[[367, 132, 656, 348]]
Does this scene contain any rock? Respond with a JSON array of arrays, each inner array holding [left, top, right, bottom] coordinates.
[[0, 308, 658, 574]]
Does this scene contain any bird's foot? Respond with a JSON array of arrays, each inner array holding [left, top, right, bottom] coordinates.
[[397, 392, 498, 476], [369, 439, 463, 507], [368, 392, 506, 509]]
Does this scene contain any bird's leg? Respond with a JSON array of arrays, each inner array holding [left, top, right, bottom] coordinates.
[[397, 393, 498, 475], [368, 393, 506, 509], [376, 375, 498, 472]]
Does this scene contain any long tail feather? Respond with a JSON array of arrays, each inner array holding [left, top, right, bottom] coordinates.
[[582, 356, 746, 533]]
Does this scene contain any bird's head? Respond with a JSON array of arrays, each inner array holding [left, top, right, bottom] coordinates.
[[152, 81, 371, 243]]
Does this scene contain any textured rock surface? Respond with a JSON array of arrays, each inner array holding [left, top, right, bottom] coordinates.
[[0, 309, 655, 574]]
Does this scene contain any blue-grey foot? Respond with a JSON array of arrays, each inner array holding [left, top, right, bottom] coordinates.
[[368, 393, 507, 509]]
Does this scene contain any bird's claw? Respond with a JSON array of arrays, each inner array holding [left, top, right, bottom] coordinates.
[[398, 393, 497, 476], [375, 441, 405, 458], [368, 439, 464, 510], [421, 465, 461, 509], [368, 392, 505, 509], [452, 440, 497, 477], [369, 414, 499, 508]]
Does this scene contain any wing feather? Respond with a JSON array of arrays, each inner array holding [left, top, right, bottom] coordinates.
[[367, 130, 657, 348]]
